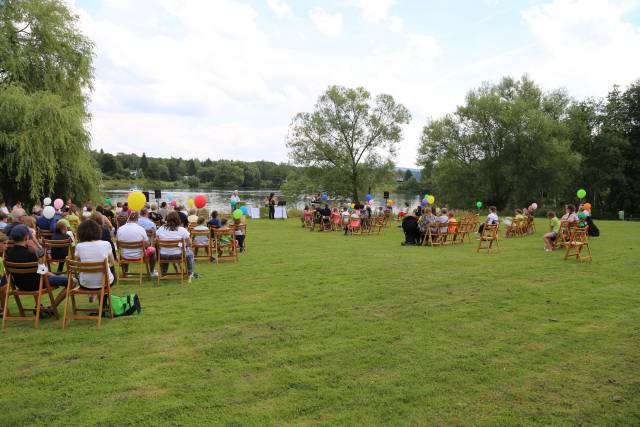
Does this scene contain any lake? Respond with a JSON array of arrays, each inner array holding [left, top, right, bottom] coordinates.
[[104, 189, 422, 213]]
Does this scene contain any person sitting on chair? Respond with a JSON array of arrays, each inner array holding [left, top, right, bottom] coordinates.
[[75, 219, 116, 302], [4, 225, 68, 309], [117, 211, 157, 278], [543, 211, 560, 252], [478, 206, 499, 235], [561, 204, 578, 223], [156, 211, 196, 281]]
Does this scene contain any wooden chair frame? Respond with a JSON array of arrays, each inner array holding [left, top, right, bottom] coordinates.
[[2, 261, 60, 329], [564, 226, 592, 261], [214, 229, 238, 262], [190, 229, 211, 262], [62, 258, 113, 329], [116, 240, 150, 285], [43, 238, 72, 274], [477, 223, 500, 253], [431, 221, 449, 247], [156, 239, 187, 285]]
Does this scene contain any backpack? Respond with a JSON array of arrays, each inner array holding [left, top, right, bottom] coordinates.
[[103, 293, 141, 317]]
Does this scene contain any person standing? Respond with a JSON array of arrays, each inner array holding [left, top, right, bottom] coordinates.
[[268, 193, 277, 220], [230, 191, 240, 211]]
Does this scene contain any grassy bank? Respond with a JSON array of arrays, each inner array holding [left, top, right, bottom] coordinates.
[[1, 219, 639, 425]]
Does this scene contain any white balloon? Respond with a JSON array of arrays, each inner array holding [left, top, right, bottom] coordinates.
[[43, 197, 52, 206], [43, 206, 55, 219]]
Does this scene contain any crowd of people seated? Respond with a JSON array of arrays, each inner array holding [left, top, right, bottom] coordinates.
[[400, 205, 483, 246], [301, 202, 393, 235], [542, 203, 598, 252], [0, 197, 249, 324]]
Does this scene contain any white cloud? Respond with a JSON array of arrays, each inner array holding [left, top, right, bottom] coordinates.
[[389, 15, 403, 32], [358, 0, 395, 23], [266, 0, 292, 18], [309, 8, 343, 37], [522, 0, 640, 97]]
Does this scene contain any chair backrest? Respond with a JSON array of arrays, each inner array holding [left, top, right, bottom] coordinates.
[[232, 224, 246, 234], [43, 238, 71, 249], [214, 228, 236, 242], [38, 229, 52, 240], [190, 229, 209, 246], [156, 238, 187, 253], [117, 240, 145, 250], [482, 223, 498, 238], [4, 260, 39, 275], [67, 258, 110, 275]]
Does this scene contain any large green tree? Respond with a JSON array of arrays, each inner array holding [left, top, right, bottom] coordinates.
[[418, 76, 579, 210], [287, 85, 411, 201], [0, 0, 99, 205]]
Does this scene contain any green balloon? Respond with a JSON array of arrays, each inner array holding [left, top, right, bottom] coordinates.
[[476, 201, 483, 209], [233, 209, 242, 219], [577, 189, 586, 199], [104, 198, 112, 205]]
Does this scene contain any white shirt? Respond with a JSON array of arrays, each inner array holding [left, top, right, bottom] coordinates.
[[487, 212, 499, 224], [156, 225, 190, 256], [116, 222, 149, 259], [75, 241, 114, 289], [230, 195, 240, 204]]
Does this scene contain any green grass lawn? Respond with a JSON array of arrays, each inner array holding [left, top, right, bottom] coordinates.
[[1, 219, 639, 426]]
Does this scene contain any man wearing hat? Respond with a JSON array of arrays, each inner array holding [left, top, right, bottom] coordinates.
[[3, 225, 68, 308]]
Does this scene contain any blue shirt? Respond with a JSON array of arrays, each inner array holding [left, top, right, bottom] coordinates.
[[137, 216, 156, 231], [36, 215, 52, 231]]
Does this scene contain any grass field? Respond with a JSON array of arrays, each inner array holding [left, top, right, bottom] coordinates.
[[1, 218, 639, 426]]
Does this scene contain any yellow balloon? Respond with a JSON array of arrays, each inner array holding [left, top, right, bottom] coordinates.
[[427, 195, 435, 205], [128, 191, 146, 211], [187, 198, 194, 207]]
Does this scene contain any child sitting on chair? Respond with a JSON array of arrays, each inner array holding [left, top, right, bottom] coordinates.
[[543, 211, 560, 252], [233, 218, 245, 252], [193, 217, 209, 245]]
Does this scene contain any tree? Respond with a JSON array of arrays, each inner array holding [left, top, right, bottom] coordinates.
[[140, 152, 149, 175], [403, 169, 413, 181], [287, 85, 411, 201], [0, 0, 99, 205], [186, 159, 198, 176], [418, 76, 578, 209]]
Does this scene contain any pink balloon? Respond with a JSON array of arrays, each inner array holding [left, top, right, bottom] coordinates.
[[170, 200, 177, 207], [531, 203, 538, 210], [53, 198, 64, 209]]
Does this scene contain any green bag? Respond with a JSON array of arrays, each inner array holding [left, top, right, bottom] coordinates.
[[103, 293, 141, 317]]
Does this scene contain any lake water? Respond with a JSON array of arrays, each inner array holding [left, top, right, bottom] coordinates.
[[104, 189, 421, 213]]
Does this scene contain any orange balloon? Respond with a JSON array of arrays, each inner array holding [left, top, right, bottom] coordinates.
[[583, 202, 592, 211]]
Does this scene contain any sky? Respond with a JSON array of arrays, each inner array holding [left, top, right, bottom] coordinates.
[[69, 0, 640, 167]]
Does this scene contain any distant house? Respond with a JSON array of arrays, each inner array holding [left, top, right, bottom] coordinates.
[[395, 174, 405, 183], [129, 170, 139, 178]]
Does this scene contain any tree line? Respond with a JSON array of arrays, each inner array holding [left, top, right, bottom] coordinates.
[[94, 150, 297, 190]]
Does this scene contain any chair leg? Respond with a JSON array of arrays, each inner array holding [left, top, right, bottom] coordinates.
[[47, 286, 59, 319], [2, 287, 10, 330], [34, 290, 43, 329], [97, 289, 104, 328], [62, 290, 71, 330]]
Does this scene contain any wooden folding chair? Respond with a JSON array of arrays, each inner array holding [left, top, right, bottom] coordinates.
[[156, 239, 187, 285], [233, 224, 247, 252], [43, 238, 72, 274], [214, 229, 238, 262], [347, 219, 362, 236], [38, 229, 52, 243], [527, 216, 536, 235], [190, 229, 211, 262], [62, 258, 113, 329], [321, 216, 332, 232], [421, 224, 433, 246], [431, 222, 448, 247], [116, 240, 150, 285], [371, 216, 385, 235], [456, 219, 470, 244], [477, 223, 500, 253], [556, 221, 573, 250], [2, 261, 60, 329], [564, 226, 592, 261]]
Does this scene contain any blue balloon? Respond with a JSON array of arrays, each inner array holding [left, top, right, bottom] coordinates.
[[321, 193, 329, 201], [240, 206, 249, 215], [167, 192, 174, 201], [365, 194, 372, 201]]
